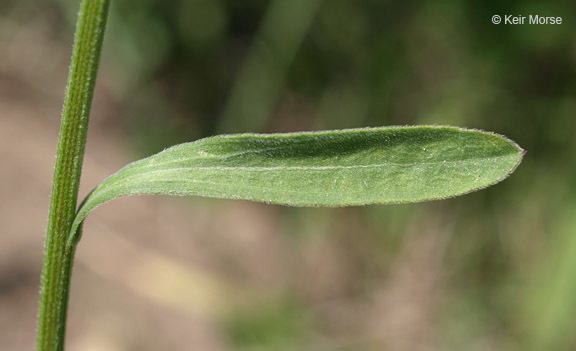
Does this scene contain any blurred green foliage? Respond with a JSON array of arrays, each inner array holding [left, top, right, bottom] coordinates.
[[226, 297, 310, 351], [2, 0, 575, 349]]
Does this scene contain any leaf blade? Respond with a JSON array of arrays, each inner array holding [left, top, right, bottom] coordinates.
[[70, 126, 523, 243]]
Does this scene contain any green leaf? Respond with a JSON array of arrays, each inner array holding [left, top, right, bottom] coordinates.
[[69, 126, 523, 244]]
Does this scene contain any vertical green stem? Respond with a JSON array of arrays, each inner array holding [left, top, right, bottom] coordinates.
[[37, 1, 110, 350]]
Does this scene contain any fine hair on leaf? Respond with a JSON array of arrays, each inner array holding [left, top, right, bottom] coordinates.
[[69, 125, 524, 245]]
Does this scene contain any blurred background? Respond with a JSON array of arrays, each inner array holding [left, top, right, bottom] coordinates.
[[1, 0, 575, 350]]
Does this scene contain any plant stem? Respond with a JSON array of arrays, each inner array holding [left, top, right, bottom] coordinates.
[[37, 1, 110, 350]]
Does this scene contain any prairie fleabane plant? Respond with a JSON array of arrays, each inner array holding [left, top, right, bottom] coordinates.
[[38, 0, 524, 350]]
